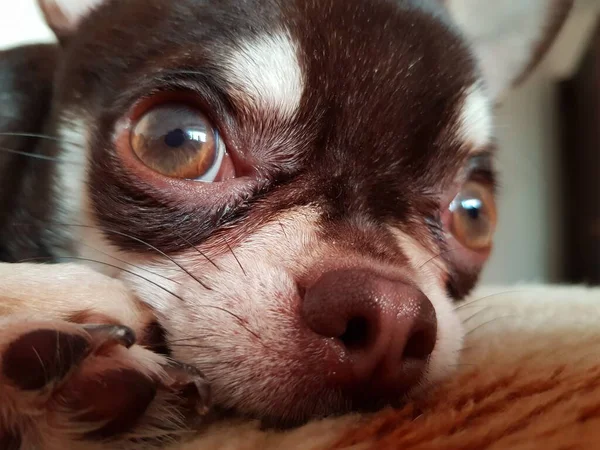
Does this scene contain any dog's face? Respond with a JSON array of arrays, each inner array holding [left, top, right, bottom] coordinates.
[[38, 0, 569, 425]]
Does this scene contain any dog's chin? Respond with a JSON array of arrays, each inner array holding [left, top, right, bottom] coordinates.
[[213, 394, 412, 431], [236, 388, 432, 431], [208, 364, 437, 430]]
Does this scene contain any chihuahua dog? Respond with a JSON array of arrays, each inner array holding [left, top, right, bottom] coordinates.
[[0, 0, 572, 448]]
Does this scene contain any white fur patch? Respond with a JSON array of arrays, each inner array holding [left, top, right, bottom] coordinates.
[[51, 115, 90, 253], [54, 114, 125, 275], [457, 84, 493, 150], [224, 32, 304, 119]]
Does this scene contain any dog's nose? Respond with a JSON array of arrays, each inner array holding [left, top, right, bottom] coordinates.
[[301, 269, 437, 406]]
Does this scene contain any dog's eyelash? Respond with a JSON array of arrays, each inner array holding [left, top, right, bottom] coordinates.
[[425, 215, 445, 241], [468, 168, 498, 193], [465, 151, 498, 190]]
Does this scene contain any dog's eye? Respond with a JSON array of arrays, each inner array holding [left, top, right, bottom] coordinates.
[[130, 103, 228, 182], [448, 181, 496, 251]]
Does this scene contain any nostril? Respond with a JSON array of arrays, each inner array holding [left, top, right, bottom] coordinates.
[[339, 316, 371, 350], [402, 328, 436, 360], [302, 269, 437, 362]]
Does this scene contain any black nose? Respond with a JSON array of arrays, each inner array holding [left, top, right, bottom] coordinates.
[[301, 269, 437, 406]]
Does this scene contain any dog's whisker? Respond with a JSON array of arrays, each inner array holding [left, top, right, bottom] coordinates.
[[464, 315, 521, 338], [278, 219, 289, 240], [455, 290, 527, 312], [459, 344, 480, 352], [175, 233, 221, 271], [158, 69, 209, 78], [9, 219, 267, 344], [19, 254, 263, 343], [46, 221, 213, 291], [169, 334, 222, 343], [76, 240, 181, 286], [0, 146, 82, 164], [460, 305, 497, 325], [223, 237, 246, 277], [97, 227, 213, 291], [417, 247, 459, 271], [19, 255, 187, 301], [0, 131, 83, 148]]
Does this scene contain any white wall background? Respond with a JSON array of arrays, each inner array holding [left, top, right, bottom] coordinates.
[[480, 73, 564, 284], [0, 1, 597, 285], [480, 0, 599, 284], [0, 1, 54, 48]]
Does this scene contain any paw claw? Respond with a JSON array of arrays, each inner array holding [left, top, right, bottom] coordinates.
[[84, 324, 137, 353], [165, 362, 212, 417]]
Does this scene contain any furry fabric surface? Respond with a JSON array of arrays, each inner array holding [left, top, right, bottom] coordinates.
[[172, 285, 600, 450]]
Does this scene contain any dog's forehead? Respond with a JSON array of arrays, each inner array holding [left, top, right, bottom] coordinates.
[[213, 0, 482, 162], [206, 0, 485, 216], [212, 0, 480, 126]]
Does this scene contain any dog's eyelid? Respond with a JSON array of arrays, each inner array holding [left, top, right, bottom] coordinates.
[[464, 155, 498, 198], [466, 149, 494, 172]]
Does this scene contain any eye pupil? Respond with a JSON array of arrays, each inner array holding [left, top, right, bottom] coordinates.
[[164, 128, 186, 148], [461, 198, 482, 220]]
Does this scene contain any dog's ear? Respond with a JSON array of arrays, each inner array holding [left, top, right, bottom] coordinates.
[[445, 0, 573, 101], [37, 0, 106, 42]]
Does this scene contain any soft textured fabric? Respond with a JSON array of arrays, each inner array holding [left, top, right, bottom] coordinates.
[[171, 285, 600, 450]]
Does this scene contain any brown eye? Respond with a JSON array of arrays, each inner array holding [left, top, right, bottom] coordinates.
[[130, 103, 226, 182], [449, 181, 497, 251]]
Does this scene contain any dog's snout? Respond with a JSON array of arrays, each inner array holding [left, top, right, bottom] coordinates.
[[301, 269, 437, 407]]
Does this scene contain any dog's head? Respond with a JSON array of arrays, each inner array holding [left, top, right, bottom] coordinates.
[[38, 0, 571, 425]]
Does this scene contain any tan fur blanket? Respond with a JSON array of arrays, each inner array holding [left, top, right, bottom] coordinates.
[[172, 285, 600, 449]]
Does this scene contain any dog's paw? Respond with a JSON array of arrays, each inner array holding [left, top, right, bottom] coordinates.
[[0, 320, 211, 448]]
